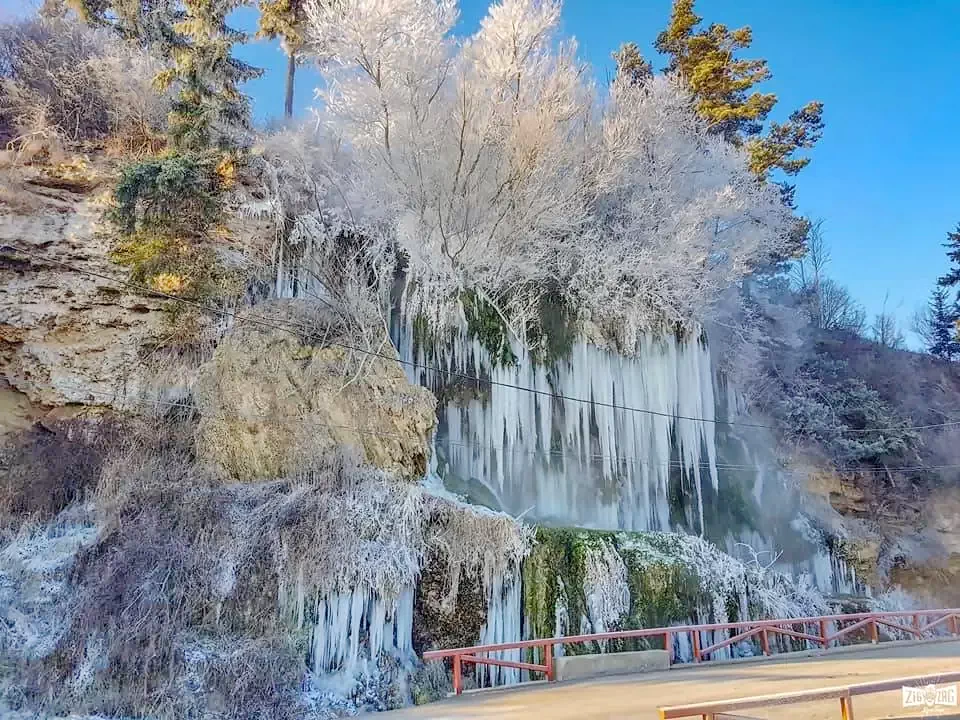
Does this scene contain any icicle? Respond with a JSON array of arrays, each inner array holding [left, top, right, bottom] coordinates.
[[477, 566, 523, 687], [306, 586, 415, 675], [395, 314, 724, 533]]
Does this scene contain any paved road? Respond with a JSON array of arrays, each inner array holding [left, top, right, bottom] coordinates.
[[385, 640, 960, 719]]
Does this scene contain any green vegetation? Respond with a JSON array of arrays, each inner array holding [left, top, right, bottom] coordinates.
[[61, 0, 259, 317], [109, 151, 243, 306], [111, 152, 224, 235], [522, 527, 591, 645], [651, 0, 824, 180], [461, 290, 517, 367], [522, 528, 719, 660]]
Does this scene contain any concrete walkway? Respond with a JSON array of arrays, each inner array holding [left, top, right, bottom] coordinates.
[[384, 640, 960, 719]]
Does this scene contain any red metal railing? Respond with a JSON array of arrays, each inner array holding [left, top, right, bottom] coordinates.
[[421, 608, 960, 695]]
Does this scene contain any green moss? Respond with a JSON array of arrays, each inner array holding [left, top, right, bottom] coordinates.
[[525, 290, 578, 366], [461, 290, 517, 367], [523, 527, 598, 660], [522, 528, 721, 658]]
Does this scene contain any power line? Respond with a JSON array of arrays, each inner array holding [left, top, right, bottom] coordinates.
[[48, 379, 960, 477], [7, 241, 960, 436]]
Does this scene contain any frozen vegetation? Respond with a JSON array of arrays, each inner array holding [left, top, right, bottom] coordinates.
[[1, 0, 953, 717]]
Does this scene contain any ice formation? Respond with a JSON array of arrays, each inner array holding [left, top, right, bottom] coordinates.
[[583, 538, 630, 638], [306, 587, 415, 675], [475, 567, 524, 686], [394, 314, 718, 532]]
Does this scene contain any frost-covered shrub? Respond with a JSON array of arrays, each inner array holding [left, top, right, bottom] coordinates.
[[775, 353, 919, 464], [15, 420, 528, 718], [0, 16, 168, 150]]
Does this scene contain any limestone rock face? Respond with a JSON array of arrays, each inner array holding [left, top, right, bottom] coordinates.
[[0, 159, 168, 431], [194, 303, 437, 480]]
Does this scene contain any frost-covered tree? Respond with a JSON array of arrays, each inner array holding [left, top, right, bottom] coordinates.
[[777, 354, 918, 465], [612, 41, 651, 85], [301, 0, 795, 347]]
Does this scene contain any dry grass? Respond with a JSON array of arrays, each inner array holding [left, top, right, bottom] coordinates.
[[0, 418, 123, 532]]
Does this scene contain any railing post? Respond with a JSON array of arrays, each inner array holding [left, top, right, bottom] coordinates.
[[950, 614, 958, 636], [869, 618, 879, 644], [760, 628, 770, 656], [544, 642, 554, 682], [840, 693, 855, 720], [692, 630, 701, 663], [820, 619, 829, 648], [664, 631, 672, 665], [453, 654, 462, 696]]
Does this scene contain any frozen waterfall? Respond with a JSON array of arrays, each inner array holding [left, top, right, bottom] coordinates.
[[394, 314, 718, 532]]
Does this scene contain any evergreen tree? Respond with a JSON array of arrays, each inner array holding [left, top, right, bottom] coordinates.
[[61, 0, 181, 48], [155, 0, 263, 149], [925, 287, 958, 360], [653, 0, 823, 179], [937, 223, 960, 289], [64, 0, 260, 147], [612, 42, 652, 85], [257, 0, 304, 118]]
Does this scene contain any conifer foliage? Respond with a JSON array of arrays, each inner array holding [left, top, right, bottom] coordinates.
[[913, 223, 960, 361], [157, 0, 263, 149], [651, 0, 824, 180], [926, 288, 958, 360]]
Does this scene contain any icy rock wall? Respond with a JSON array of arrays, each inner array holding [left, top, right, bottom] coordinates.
[[523, 530, 831, 666], [394, 315, 718, 532]]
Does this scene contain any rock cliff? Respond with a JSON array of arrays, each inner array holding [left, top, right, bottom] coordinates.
[[0, 156, 168, 432]]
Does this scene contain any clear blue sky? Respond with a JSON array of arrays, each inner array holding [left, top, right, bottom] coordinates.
[[234, 0, 960, 344]]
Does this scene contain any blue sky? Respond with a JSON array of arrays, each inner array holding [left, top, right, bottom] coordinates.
[[234, 0, 960, 345]]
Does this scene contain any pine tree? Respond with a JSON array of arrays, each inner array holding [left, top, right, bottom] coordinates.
[[155, 0, 263, 150], [612, 42, 652, 85], [653, 0, 823, 179], [62, 0, 181, 48], [925, 287, 958, 360], [937, 223, 960, 289], [257, 0, 304, 119]]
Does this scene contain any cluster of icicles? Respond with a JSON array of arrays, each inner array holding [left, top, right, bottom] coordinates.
[[393, 314, 720, 533]]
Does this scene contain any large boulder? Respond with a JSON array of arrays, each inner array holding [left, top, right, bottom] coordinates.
[[194, 302, 437, 480]]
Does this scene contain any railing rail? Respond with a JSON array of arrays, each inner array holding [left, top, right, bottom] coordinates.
[[421, 608, 960, 695], [658, 669, 960, 719]]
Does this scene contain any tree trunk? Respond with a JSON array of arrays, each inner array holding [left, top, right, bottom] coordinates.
[[284, 53, 296, 119]]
